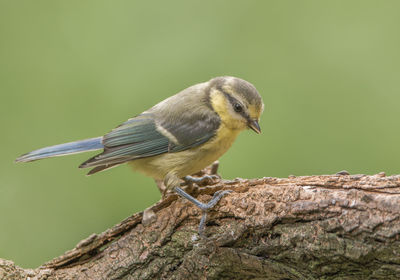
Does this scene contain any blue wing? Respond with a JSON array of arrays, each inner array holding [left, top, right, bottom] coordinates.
[[80, 111, 220, 175]]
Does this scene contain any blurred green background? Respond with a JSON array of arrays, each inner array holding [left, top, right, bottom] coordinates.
[[1, 0, 399, 268]]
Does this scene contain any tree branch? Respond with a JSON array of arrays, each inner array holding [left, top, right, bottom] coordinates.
[[2, 171, 400, 279]]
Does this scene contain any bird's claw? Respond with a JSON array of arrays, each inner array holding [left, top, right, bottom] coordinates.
[[184, 174, 220, 186]]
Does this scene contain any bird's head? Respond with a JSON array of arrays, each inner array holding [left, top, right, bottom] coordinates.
[[208, 76, 264, 133]]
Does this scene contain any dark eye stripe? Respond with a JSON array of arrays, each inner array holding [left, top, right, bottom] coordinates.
[[221, 91, 250, 119], [221, 91, 240, 107]]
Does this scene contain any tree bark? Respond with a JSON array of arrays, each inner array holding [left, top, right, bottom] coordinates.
[[2, 171, 400, 279]]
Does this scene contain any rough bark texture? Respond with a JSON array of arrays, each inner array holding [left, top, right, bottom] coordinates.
[[2, 171, 400, 279]]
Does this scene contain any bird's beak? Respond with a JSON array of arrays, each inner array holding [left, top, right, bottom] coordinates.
[[248, 119, 261, 134]]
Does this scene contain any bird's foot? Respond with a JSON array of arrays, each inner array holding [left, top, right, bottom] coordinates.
[[183, 161, 221, 187], [184, 174, 220, 186], [174, 186, 232, 237]]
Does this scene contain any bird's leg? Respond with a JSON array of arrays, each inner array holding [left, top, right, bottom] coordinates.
[[164, 169, 230, 236], [209, 160, 220, 175], [174, 186, 232, 236]]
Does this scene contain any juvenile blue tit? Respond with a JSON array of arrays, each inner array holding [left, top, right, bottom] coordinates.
[[16, 76, 264, 235]]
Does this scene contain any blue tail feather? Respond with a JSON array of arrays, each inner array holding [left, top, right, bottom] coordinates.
[[15, 137, 103, 162]]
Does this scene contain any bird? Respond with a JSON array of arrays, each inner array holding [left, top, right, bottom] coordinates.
[[16, 76, 264, 236]]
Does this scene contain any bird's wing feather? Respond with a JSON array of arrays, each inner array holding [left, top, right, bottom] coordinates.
[[80, 109, 220, 171], [159, 110, 220, 152]]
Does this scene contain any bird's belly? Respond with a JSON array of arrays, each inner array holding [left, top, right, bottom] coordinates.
[[129, 126, 241, 180]]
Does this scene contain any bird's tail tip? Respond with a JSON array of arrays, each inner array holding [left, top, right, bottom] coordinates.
[[15, 153, 33, 163], [15, 137, 104, 163]]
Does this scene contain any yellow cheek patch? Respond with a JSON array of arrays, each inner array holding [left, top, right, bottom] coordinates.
[[248, 103, 263, 120], [210, 89, 247, 130], [210, 89, 229, 120]]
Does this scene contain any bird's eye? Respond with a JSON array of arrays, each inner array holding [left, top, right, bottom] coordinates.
[[234, 103, 243, 113]]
